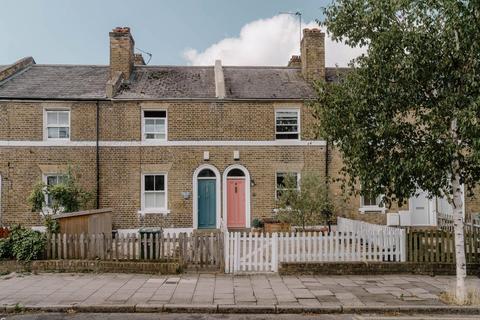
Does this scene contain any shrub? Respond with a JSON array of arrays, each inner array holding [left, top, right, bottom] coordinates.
[[252, 218, 264, 228], [276, 172, 334, 231], [8, 226, 46, 262], [27, 165, 94, 233], [0, 238, 12, 260]]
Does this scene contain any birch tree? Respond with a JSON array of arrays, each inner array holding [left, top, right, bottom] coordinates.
[[313, 0, 480, 302]]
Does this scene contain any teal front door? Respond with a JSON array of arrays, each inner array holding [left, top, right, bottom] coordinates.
[[198, 179, 216, 228]]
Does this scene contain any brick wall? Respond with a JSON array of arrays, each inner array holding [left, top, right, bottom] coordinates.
[[0, 147, 97, 226], [1, 101, 315, 142], [279, 261, 480, 276], [0, 144, 325, 228], [0, 100, 326, 229]]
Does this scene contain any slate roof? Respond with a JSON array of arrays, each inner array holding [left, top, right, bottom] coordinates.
[[0, 65, 108, 99], [0, 63, 347, 100], [223, 67, 315, 99], [115, 66, 215, 99]]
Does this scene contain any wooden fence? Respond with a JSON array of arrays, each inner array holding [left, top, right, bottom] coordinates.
[[45, 232, 224, 270], [407, 227, 480, 263], [437, 212, 480, 232]]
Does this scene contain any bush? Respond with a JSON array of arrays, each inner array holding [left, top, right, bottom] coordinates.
[[276, 172, 334, 231], [8, 226, 46, 262], [0, 238, 12, 260], [252, 218, 264, 228]]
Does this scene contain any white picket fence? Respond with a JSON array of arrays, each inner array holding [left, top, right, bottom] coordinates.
[[224, 218, 406, 273], [337, 217, 406, 257]]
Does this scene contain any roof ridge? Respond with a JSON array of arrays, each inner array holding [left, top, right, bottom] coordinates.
[[33, 64, 109, 68], [135, 65, 213, 68], [223, 66, 300, 69]]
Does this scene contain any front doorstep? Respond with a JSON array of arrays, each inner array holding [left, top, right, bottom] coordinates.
[[193, 228, 221, 234], [227, 227, 251, 233]]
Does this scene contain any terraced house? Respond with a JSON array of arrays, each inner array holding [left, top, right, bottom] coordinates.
[[0, 27, 475, 233], [0, 27, 332, 233]]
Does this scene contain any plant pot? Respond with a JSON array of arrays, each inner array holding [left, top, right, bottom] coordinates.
[[264, 222, 291, 233]]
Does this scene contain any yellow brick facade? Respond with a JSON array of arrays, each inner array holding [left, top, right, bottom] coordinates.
[[0, 100, 325, 229]]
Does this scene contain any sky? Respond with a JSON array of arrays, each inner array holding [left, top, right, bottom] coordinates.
[[0, 0, 364, 67]]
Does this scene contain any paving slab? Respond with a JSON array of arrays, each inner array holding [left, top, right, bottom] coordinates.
[[0, 272, 479, 312]]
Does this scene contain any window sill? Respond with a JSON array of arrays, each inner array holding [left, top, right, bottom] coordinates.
[[142, 139, 168, 143], [359, 206, 386, 214], [138, 209, 171, 216]]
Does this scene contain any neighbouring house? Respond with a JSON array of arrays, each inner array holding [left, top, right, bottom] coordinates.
[[0, 27, 477, 232]]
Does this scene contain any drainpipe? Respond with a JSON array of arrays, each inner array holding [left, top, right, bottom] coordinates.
[[325, 140, 332, 232], [325, 140, 329, 180], [96, 100, 100, 209]]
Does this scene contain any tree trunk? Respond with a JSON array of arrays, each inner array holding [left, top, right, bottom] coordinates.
[[451, 173, 466, 303], [451, 118, 467, 303]]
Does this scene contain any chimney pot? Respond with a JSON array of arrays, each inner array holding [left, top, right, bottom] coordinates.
[[287, 55, 301, 67], [134, 53, 146, 65]]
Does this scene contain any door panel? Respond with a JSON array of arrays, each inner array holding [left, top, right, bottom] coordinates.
[[411, 191, 430, 225], [198, 179, 216, 229], [227, 178, 246, 228]]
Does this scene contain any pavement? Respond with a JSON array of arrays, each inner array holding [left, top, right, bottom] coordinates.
[[0, 273, 479, 315]]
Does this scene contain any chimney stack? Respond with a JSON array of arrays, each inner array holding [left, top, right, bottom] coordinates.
[[109, 27, 135, 80], [300, 28, 325, 82]]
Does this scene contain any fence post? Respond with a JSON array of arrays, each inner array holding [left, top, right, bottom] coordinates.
[[400, 228, 407, 262], [234, 232, 240, 272], [224, 231, 229, 273], [272, 233, 278, 272]]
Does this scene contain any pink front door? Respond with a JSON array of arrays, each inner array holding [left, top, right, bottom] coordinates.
[[227, 178, 246, 228]]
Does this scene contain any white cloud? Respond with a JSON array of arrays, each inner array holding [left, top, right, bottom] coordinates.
[[182, 15, 365, 67]]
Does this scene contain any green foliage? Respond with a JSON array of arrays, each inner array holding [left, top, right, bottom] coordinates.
[[44, 216, 60, 234], [276, 172, 333, 231], [252, 218, 264, 228], [0, 238, 12, 260], [312, 0, 480, 206], [27, 165, 94, 232], [27, 182, 46, 213], [0, 226, 46, 262]]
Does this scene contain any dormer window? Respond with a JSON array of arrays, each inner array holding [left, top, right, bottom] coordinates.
[[275, 109, 300, 140], [44, 109, 70, 140], [142, 110, 167, 141]]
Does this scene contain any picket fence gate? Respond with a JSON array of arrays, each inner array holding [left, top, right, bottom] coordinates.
[[225, 219, 406, 273]]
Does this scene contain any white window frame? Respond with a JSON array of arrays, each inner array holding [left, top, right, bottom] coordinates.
[[42, 173, 67, 213], [359, 194, 386, 214], [275, 171, 300, 200], [275, 108, 300, 141], [140, 172, 169, 215], [141, 109, 168, 141], [43, 108, 71, 141]]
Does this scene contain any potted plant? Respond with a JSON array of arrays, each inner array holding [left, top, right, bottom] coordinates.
[[251, 218, 264, 232], [263, 217, 291, 233]]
